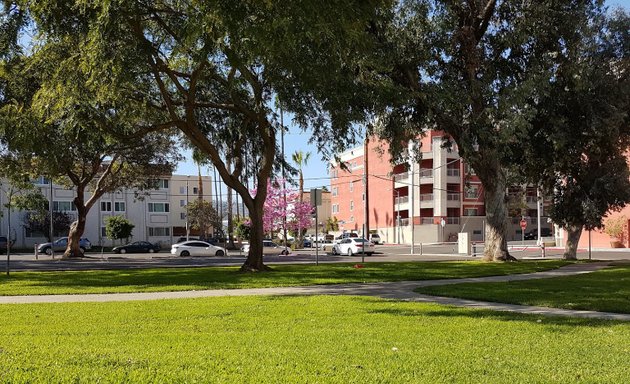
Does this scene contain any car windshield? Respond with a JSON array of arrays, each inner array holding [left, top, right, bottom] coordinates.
[[354, 238, 369, 243]]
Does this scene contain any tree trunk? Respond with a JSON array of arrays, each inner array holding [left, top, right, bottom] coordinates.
[[563, 225, 582, 260], [227, 159, 235, 249], [241, 196, 270, 272], [477, 161, 516, 262], [64, 207, 87, 259]]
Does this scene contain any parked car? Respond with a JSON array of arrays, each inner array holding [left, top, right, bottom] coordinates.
[[112, 241, 161, 254], [170, 241, 227, 257], [369, 233, 383, 245], [334, 232, 359, 244], [37, 237, 92, 255], [302, 238, 313, 248], [241, 240, 290, 255], [523, 228, 553, 240], [0, 236, 13, 251], [332, 238, 375, 256]]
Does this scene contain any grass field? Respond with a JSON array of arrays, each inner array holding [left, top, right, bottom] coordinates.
[[0, 260, 569, 296], [1, 295, 629, 383], [415, 265, 630, 314]]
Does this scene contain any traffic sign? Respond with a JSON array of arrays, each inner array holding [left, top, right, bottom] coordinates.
[[520, 219, 527, 230]]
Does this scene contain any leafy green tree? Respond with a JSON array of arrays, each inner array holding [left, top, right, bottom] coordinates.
[[0, 33, 180, 258], [186, 200, 220, 241], [371, 0, 625, 261], [234, 216, 251, 241], [3, 1, 382, 270], [519, 9, 630, 259], [325, 217, 339, 233], [104, 216, 135, 245]]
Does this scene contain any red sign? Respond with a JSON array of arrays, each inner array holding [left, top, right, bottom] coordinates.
[[520, 219, 527, 230]]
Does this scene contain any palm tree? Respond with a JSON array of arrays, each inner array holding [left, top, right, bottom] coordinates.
[[292, 151, 311, 202], [292, 151, 311, 246]]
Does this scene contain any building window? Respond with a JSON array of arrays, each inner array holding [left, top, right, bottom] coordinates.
[[33, 176, 50, 185], [53, 201, 76, 212], [465, 185, 480, 199], [464, 208, 478, 216], [114, 202, 125, 212], [349, 216, 354, 222], [100, 201, 112, 212], [350, 200, 354, 211], [349, 181, 353, 192], [362, 193, 365, 201], [180, 199, 186, 207], [152, 179, 169, 189], [180, 212, 187, 220], [447, 161, 460, 177], [332, 187, 338, 197], [148, 227, 171, 236], [464, 163, 476, 176], [148, 202, 170, 213], [179, 186, 185, 194], [101, 227, 107, 237], [332, 204, 339, 214]]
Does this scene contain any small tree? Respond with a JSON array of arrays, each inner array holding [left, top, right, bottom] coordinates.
[[234, 217, 251, 241], [186, 200, 220, 240], [104, 215, 135, 245], [603, 215, 627, 246], [325, 217, 340, 233]]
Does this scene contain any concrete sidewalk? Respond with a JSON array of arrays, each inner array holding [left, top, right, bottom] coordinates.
[[2, 262, 628, 321]]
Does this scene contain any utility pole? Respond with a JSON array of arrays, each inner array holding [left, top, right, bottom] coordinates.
[[410, 141, 415, 254], [185, 176, 190, 241], [49, 179, 54, 259], [281, 106, 288, 253]]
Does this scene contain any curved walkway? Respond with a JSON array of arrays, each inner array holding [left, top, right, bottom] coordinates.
[[2, 262, 628, 321]]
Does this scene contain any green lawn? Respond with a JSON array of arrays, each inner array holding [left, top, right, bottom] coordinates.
[[415, 266, 630, 314], [0, 261, 569, 296], [1, 295, 629, 383]]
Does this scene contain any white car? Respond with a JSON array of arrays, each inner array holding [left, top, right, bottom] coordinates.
[[170, 241, 227, 257], [332, 238, 375, 256], [241, 240, 290, 255]]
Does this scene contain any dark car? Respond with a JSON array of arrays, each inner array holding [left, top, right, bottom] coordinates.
[[112, 241, 161, 254], [523, 228, 552, 240], [302, 238, 312, 248], [0, 236, 14, 251]]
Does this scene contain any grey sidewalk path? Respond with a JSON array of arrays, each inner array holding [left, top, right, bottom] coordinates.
[[2, 262, 628, 321]]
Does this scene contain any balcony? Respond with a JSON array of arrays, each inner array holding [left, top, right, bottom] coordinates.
[[419, 169, 433, 178], [420, 193, 433, 201], [395, 196, 409, 205], [446, 217, 460, 224], [400, 218, 410, 226], [447, 193, 460, 201], [394, 172, 410, 187], [446, 169, 460, 177], [421, 218, 434, 224]]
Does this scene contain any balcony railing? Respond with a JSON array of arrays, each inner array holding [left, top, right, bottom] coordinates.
[[421, 218, 434, 224], [446, 217, 460, 224], [394, 172, 409, 182], [447, 168, 460, 177], [419, 169, 433, 178], [394, 196, 409, 205], [526, 196, 538, 203], [400, 218, 410, 226], [420, 193, 433, 201], [447, 193, 460, 201]]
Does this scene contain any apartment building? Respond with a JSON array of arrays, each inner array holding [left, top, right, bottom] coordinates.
[[301, 190, 332, 233], [330, 132, 552, 244], [0, 174, 213, 248]]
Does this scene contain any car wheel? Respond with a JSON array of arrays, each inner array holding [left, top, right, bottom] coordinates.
[[180, 250, 190, 257], [119, 248, 126, 254], [347, 248, 353, 256], [215, 250, 225, 256], [44, 247, 52, 255], [149, 249, 155, 253], [367, 252, 373, 256]]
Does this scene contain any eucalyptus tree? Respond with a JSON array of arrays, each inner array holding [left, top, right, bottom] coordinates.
[[6, 1, 385, 270], [0, 35, 180, 258], [373, 0, 622, 261], [518, 9, 630, 259]]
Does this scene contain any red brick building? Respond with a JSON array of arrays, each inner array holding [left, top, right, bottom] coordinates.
[[330, 132, 551, 244]]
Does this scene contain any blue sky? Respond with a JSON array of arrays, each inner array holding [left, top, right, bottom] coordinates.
[[176, 0, 630, 191]]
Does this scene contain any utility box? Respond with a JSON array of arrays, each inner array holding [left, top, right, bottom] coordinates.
[[458, 232, 470, 255]]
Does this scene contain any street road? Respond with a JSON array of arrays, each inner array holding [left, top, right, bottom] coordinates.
[[1, 241, 628, 272]]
